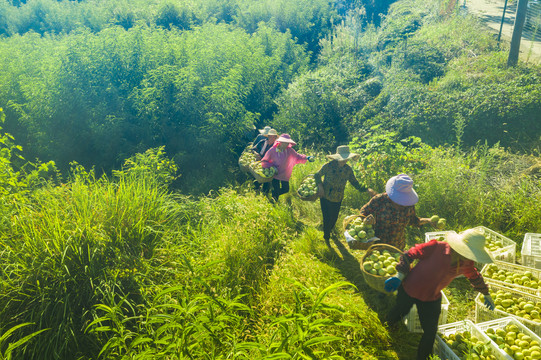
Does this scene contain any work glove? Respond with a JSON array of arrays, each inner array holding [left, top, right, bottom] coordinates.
[[307, 156, 315, 162], [484, 294, 495, 311], [384, 272, 405, 293]]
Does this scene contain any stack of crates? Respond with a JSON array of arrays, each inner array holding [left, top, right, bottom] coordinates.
[[472, 226, 516, 263], [403, 291, 449, 333], [436, 317, 541, 360], [475, 282, 541, 336], [480, 260, 541, 297], [434, 320, 509, 360], [475, 316, 541, 359], [521, 233, 541, 269]]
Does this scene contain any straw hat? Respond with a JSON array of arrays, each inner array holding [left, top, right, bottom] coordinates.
[[276, 133, 296, 145], [447, 229, 494, 264], [386, 174, 419, 206], [267, 129, 278, 136], [326, 145, 360, 161], [259, 126, 272, 135]]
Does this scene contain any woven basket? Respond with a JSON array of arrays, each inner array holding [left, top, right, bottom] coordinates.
[[238, 147, 255, 173], [361, 243, 403, 293], [343, 214, 379, 250], [249, 162, 275, 183], [296, 174, 321, 202]]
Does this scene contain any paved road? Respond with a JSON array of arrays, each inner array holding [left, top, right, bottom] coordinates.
[[464, 0, 541, 63]]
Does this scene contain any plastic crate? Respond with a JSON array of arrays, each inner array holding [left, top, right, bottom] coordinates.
[[476, 316, 541, 358], [471, 226, 516, 263], [403, 291, 449, 333], [424, 231, 458, 243], [475, 282, 541, 336], [522, 233, 541, 269], [434, 320, 509, 360], [481, 260, 541, 297]]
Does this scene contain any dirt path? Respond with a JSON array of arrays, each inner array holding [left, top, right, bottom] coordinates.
[[463, 0, 541, 63]]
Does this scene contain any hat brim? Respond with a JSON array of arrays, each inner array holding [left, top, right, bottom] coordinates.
[[326, 153, 360, 161], [446, 233, 494, 263], [276, 138, 296, 145], [386, 177, 419, 206]]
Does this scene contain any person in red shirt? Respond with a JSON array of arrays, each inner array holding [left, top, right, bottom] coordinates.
[[384, 229, 496, 360]]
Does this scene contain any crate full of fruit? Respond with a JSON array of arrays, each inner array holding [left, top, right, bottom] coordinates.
[[481, 260, 541, 297], [475, 282, 541, 336], [435, 319, 508, 360], [476, 316, 541, 360], [522, 233, 541, 270], [403, 291, 449, 333], [470, 226, 516, 263]]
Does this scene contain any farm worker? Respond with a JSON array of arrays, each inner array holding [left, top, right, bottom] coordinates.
[[360, 174, 436, 250], [251, 128, 279, 193], [252, 128, 278, 160], [314, 145, 376, 246], [251, 126, 272, 146], [384, 229, 495, 360], [261, 133, 314, 202]]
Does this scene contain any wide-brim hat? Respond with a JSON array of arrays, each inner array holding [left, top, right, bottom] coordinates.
[[276, 133, 296, 145], [259, 126, 272, 135], [447, 229, 494, 264], [267, 129, 278, 136], [386, 174, 419, 206], [326, 145, 360, 161]]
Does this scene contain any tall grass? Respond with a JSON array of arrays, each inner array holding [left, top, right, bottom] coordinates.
[[0, 163, 181, 359], [415, 145, 541, 244]]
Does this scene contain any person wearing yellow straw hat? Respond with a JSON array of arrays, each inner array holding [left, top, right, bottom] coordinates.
[[384, 229, 496, 360], [251, 126, 273, 146], [314, 145, 376, 246]]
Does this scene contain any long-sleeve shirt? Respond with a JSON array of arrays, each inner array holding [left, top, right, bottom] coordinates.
[[359, 193, 420, 250], [252, 138, 272, 157], [396, 239, 489, 302], [261, 144, 307, 181], [314, 161, 366, 203]]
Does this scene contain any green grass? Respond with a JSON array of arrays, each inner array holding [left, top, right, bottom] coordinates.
[[0, 141, 539, 359]]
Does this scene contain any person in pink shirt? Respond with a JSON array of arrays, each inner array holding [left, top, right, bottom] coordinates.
[[261, 133, 314, 201], [383, 229, 496, 360]]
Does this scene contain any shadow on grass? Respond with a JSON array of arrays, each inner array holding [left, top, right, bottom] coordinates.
[[317, 234, 421, 360]]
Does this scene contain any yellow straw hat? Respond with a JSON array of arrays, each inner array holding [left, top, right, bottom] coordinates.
[[447, 229, 494, 264]]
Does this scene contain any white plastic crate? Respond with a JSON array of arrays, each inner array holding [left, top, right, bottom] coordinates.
[[434, 320, 509, 360], [471, 226, 516, 263], [476, 316, 541, 359], [522, 233, 541, 269], [403, 291, 449, 333], [475, 282, 541, 336], [424, 231, 458, 243], [481, 260, 541, 297]]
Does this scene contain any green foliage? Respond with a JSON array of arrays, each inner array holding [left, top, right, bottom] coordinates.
[[234, 0, 339, 55], [349, 131, 433, 193], [0, 155, 182, 359], [273, 60, 376, 150], [113, 146, 178, 187], [257, 234, 396, 359], [0, 22, 309, 193], [415, 145, 541, 240]]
